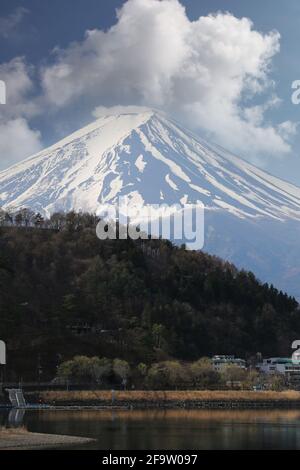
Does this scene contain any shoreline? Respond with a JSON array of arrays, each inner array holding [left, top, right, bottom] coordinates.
[[0, 429, 95, 450], [33, 390, 300, 410]]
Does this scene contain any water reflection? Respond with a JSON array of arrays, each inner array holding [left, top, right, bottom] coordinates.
[[7, 409, 25, 427], [3, 408, 300, 449], [0, 408, 26, 428]]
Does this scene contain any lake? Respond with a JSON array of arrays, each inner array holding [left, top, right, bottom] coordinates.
[[3, 408, 300, 449]]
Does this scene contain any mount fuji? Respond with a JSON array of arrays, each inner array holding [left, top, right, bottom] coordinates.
[[1, 109, 300, 297]]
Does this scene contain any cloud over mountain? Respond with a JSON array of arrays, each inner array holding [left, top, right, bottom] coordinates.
[[41, 0, 290, 160], [0, 0, 296, 169], [0, 57, 42, 168]]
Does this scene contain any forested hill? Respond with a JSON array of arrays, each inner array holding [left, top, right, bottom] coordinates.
[[0, 211, 298, 380]]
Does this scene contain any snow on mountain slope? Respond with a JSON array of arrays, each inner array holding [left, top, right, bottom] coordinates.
[[2, 108, 300, 297], [1, 109, 300, 221]]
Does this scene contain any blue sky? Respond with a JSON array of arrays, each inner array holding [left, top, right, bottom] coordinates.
[[1, 0, 300, 185]]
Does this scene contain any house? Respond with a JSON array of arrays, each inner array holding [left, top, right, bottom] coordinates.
[[212, 355, 246, 372], [257, 357, 300, 386]]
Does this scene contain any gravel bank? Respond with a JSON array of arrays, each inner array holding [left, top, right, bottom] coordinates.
[[0, 430, 95, 450]]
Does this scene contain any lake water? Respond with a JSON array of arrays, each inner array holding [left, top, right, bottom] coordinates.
[[3, 408, 300, 449]]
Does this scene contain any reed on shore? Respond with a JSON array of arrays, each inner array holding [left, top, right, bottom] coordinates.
[[38, 389, 300, 405]]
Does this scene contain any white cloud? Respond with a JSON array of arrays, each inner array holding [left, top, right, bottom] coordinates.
[[277, 121, 298, 139], [0, 118, 42, 169], [41, 0, 292, 160], [0, 57, 42, 168], [0, 7, 29, 38], [0, 0, 294, 168], [0, 57, 39, 119], [92, 105, 153, 117]]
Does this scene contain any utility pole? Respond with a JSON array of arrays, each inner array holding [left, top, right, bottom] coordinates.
[[37, 354, 42, 388]]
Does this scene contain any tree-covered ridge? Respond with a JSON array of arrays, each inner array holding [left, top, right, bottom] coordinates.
[[0, 211, 298, 380]]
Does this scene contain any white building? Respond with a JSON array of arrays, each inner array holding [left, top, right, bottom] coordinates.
[[212, 355, 246, 372], [257, 357, 300, 384], [258, 357, 300, 373]]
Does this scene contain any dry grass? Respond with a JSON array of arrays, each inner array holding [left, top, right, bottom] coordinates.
[[0, 426, 27, 435], [39, 389, 300, 403], [34, 408, 300, 423]]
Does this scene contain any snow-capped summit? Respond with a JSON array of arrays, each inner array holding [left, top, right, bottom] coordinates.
[[1, 108, 300, 221]]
